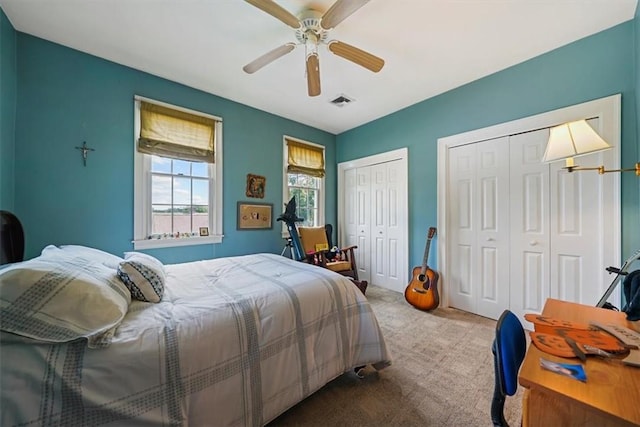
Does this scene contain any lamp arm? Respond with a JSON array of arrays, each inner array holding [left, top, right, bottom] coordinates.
[[565, 162, 640, 176]]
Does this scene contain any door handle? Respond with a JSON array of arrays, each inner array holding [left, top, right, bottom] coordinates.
[[486, 237, 494, 241], [530, 240, 539, 246]]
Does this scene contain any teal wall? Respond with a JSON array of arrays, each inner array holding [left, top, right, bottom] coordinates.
[[337, 21, 640, 268], [636, 5, 640, 190], [0, 9, 16, 211], [3, 8, 639, 267], [12, 34, 336, 263]]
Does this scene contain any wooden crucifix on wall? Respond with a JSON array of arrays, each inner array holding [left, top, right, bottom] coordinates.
[[75, 141, 95, 166]]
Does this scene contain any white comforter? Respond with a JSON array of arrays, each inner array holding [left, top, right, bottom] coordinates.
[[1, 253, 391, 426]]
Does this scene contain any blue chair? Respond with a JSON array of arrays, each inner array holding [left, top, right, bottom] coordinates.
[[491, 310, 526, 427]]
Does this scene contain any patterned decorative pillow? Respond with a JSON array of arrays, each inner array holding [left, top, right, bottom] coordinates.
[[0, 253, 131, 348], [117, 252, 166, 303]]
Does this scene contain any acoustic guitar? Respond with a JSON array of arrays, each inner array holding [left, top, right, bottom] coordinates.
[[404, 227, 440, 311]]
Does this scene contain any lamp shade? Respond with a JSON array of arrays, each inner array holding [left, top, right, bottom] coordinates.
[[542, 119, 611, 163]]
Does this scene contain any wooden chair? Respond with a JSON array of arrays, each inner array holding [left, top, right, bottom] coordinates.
[[297, 225, 366, 293]]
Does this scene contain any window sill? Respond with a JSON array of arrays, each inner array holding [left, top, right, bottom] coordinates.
[[133, 235, 223, 250]]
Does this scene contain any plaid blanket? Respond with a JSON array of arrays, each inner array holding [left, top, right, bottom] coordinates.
[[1, 253, 391, 426]]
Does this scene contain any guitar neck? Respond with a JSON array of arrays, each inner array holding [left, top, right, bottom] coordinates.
[[420, 238, 432, 274], [418, 227, 437, 274]]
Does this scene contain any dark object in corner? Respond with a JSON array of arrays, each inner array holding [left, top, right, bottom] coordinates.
[[277, 197, 305, 261], [351, 279, 368, 295], [277, 196, 304, 225], [1, 211, 25, 265], [622, 270, 640, 321]]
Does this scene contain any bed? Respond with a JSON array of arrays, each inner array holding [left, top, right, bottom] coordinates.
[[0, 246, 391, 426]]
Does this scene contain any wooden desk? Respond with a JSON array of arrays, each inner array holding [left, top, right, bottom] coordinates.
[[519, 298, 640, 427]]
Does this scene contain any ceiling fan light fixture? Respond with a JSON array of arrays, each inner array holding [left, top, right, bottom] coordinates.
[[243, 0, 383, 97]]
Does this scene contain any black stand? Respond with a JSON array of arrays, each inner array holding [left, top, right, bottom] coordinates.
[[277, 196, 305, 261], [596, 248, 640, 308], [281, 238, 294, 259]]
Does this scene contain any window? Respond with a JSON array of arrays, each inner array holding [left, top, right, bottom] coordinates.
[[133, 97, 223, 249], [283, 137, 325, 228]]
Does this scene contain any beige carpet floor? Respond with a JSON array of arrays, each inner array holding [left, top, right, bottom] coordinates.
[[269, 285, 523, 426]]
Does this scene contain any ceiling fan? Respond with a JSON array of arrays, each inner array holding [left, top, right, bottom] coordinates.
[[243, 0, 385, 97]]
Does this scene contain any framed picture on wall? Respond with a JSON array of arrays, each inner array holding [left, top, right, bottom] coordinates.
[[246, 174, 266, 198], [237, 202, 273, 230]]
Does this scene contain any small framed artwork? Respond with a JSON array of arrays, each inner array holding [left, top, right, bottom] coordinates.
[[237, 202, 273, 230], [199, 227, 209, 237], [246, 174, 266, 199]]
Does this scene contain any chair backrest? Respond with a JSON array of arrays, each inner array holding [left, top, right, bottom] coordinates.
[[491, 309, 526, 427], [297, 226, 330, 255], [324, 224, 334, 248], [0, 210, 25, 265]]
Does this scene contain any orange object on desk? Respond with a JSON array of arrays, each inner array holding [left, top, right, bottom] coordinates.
[[524, 313, 595, 334], [519, 298, 640, 427]]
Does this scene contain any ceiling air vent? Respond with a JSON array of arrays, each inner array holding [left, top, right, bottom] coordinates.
[[329, 94, 354, 107]]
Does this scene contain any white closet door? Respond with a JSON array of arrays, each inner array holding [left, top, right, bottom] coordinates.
[[375, 160, 406, 292], [509, 129, 551, 323], [355, 166, 371, 283], [448, 137, 510, 318], [343, 168, 358, 249], [448, 143, 477, 313], [549, 119, 616, 305], [439, 95, 621, 320], [475, 137, 511, 319], [346, 160, 407, 291]]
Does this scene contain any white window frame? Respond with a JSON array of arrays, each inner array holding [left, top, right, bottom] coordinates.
[[282, 135, 325, 236], [133, 96, 223, 249]]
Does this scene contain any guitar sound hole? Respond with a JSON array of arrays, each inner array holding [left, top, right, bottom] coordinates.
[[418, 274, 426, 282]]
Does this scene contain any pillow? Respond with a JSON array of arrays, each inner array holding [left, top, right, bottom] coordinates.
[[117, 252, 165, 303], [41, 244, 124, 269], [0, 254, 131, 348], [40, 244, 123, 269]]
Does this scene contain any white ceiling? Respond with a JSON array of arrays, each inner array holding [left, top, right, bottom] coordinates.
[[1, 0, 637, 134]]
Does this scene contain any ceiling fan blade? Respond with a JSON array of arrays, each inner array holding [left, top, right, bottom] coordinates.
[[328, 40, 384, 72], [243, 43, 296, 74], [320, 0, 370, 30], [306, 53, 321, 97], [245, 0, 300, 29]]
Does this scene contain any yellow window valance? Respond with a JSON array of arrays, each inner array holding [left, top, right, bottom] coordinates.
[[286, 138, 325, 178], [138, 101, 217, 163]]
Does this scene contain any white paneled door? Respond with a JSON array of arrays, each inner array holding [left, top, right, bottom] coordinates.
[[355, 166, 371, 283], [440, 95, 621, 323], [448, 137, 510, 319], [369, 161, 406, 292], [548, 119, 614, 306], [446, 118, 617, 323], [340, 151, 408, 293], [509, 128, 551, 322]]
